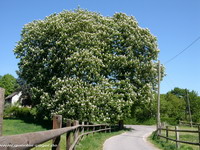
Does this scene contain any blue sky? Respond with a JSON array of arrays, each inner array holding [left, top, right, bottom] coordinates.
[[0, 0, 200, 94]]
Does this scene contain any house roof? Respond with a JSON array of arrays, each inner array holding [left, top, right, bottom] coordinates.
[[5, 92, 19, 100]]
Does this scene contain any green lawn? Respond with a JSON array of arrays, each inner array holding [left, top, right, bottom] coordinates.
[[3, 119, 124, 150], [3, 119, 68, 149], [3, 119, 47, 135]]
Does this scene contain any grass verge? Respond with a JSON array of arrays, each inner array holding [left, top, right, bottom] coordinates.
[[3, 119, 125, 150], [33, 130, 125, 150], [148, 130, 198, 150], [76, 130, 125, 150]]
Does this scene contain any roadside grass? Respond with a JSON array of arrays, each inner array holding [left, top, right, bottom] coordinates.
[[34, 130, 125, 150], [32, 135, 66, 150], [149, 126, 199, 150], [76, 130, 125, 150], [3, 119, 125, 150], [3, 119, 56, 150]]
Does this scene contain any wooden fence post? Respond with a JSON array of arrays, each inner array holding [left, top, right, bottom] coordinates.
[[160, 123, 163, 135], [93, 126, 95, 135], [66, 119, 71, 150], [198, 126, 200, 150], [109, 125, 111, 133], [73, 120, 79, 149], [82, 122, 84, 134], [0, 88, 5, 137], [99, 125, 101, 132], [166, 126, 168, 143], [75, 120, 79, 139], [52, 115, 62, 150], [86, 122, 89, 134], [118, 120, 124, 130], [179, 120, 181, 126], [104, 125, 107, 133], [175, 126, 180, 149]]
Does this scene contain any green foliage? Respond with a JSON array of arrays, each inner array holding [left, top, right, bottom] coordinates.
[[132, 99, 156, 122], [157, 87, 200, 125], [125, 117, 156, 125], [168, 87, 200, 123], [4, 105, 52, 129], [160, 93, 185, 123], [4, 105, 35, 120], [17, 78, 32, 106], [127, 87, 200, 125], [188, 92, 200, 122], [169, 87, 187, 98], [14, 9, 161, 123], [0, 74, 19, 97], [38, 77, 135, 122]]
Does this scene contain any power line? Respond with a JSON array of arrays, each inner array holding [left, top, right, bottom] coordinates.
[[164, 36, 200, 64]]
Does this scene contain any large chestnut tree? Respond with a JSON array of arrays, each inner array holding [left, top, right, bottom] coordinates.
[[14, 9, 161, 123]]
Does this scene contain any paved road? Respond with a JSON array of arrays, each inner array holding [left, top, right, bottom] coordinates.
[[103, 125, 158, 150]]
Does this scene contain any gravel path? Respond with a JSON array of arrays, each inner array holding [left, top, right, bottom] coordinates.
[[103, 125, 159, 150]]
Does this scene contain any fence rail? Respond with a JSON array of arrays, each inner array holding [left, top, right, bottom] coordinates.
[[0, 115, 114, 150], [179, 121, 200, 127], [157, 125, 200, 149]]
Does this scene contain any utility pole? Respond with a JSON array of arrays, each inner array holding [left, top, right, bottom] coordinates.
[[157, 60, 161, 133], [186, 89, 192, 127]]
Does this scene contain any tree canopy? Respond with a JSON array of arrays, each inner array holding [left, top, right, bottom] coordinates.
[[157, 87, 200, 124], [0, 74, 18, 97], [14, 9, 161, 123]]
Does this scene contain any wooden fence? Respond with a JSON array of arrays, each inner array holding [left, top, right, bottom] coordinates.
[[179, 121, 200, 127], [0, 115, 114, 150], [157, 125, 200, 149]]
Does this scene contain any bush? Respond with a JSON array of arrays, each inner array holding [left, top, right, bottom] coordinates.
[[161, 117, 178, 125], [4, 105, 35, 120], [4, 105, 52, 129], [125, 117, 156, 125]]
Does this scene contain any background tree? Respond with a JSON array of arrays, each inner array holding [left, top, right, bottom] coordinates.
[[160, 93, 185, 124], [17, 77, 32, 106], [191, 96, 200, 122], [169, 88, 200, 122], [14, 9, 161, 123], [158, 87, 200, 124], [0, 74, 19, 97], [169, 87, 186, 98]]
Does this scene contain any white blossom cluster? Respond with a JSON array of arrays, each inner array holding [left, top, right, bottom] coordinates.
[[37, 77, 135, 122], [14, 9, 162, 123]]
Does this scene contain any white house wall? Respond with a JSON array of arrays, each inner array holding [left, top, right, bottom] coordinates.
[[12, 92, 22, 104]]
